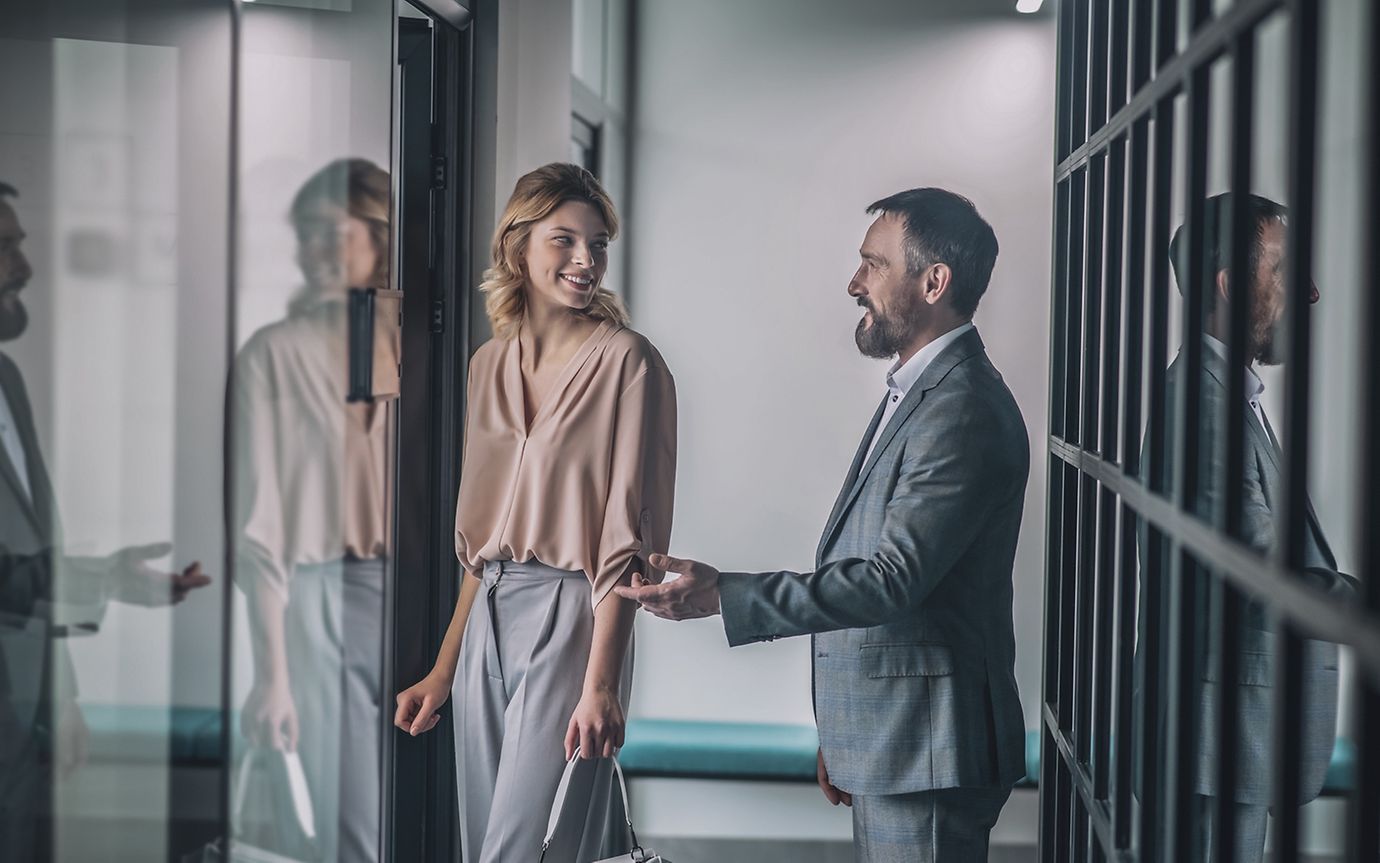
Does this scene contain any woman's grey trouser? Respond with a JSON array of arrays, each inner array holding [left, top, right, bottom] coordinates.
[[453, 559, 632, 863], [287, 557, 384, 863]]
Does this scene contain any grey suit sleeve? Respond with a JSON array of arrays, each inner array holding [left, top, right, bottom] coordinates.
[[720, 406, 1022, 647], [0, 547, 54, 618]]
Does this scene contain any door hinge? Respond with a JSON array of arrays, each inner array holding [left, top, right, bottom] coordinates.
[[430, 298, 445, 333], [430, 155, 447, 190]]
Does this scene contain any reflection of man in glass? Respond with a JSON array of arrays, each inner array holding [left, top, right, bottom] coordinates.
[[0, 183, 209, 860], [233, 159, 392, 863], [1148, 193, 1357, 863]]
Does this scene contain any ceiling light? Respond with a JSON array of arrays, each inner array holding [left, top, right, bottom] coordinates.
[[1016, 0, 1044, 12]]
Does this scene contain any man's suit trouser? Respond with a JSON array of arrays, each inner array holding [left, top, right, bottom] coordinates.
[[0, 744, 46, 863], [852, 785, 1011, 863], [1196, 795, 1268, 863]]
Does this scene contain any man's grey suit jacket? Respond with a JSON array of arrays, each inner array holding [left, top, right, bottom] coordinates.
[[0, 350, 65, 766], [1142, 347, 1355, 806], [719, 328, 1030, 796]]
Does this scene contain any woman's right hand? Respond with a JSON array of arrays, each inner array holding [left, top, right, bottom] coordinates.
[[242, 678, 299, 751], [394, 670, 452, 736]]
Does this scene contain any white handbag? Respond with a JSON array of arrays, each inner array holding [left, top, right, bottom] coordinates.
[[183, 748, 319, 863], [539, 748, 668, 863]]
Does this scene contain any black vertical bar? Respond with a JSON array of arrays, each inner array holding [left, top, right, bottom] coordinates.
[[1112, 118, 1147, 851], [1089, 0, 1111, 134], [1092, 138, 1126, 809], [1091, 484, 1117, 800], [1272, 1, 1320, 858], [1209, 29, 1257, 863], [1083, 157, 1107, 453], [218, 0, 243, 858], [1053, 180, 1073, 442], [1121, 119, 1149, 483], [1155, 0, 1178, 71], [1351, 0, 1380, 858], [1066, 170, 1089, 445], [1059, 461, 1081, 726], [1073, 0, 1091, 152], [1073, 164, 1104, 795], [1058, 0, 1077, 162], [1166, 43, 1211, 863], [1138, 94, 1176, 862], [1074, 472, 1098, 765], [1113, 501, 1138, 849], [1101, 142, 1127, 462], [1145, 103, 1173, 501], [1131, 0, 1154, 91], [1109, 0, 1131, 116], [1041, 455, 1066, 863]]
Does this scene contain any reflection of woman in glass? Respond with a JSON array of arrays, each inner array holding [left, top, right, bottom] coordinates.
[[395, 163, 676, 861], [234, 159, 392, 862]]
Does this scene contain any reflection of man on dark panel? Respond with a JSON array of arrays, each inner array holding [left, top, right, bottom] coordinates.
[[0, 183, 209, 859], [1148, 193, 1358, 863]]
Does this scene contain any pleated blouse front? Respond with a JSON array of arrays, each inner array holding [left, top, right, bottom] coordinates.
[[453, 320, 677, 607], [233, 295, 393, 602]]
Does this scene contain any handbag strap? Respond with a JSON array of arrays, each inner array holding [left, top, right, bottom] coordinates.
[[233, 747, 318, 840], [540, 748, 639, 861]]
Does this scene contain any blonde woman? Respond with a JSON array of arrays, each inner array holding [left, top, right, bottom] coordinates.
[[394, 163, 676, 861], [234, 158, 393, 861]]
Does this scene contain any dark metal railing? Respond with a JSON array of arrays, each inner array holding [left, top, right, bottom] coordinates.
[[1040, 0, 1380, 860]]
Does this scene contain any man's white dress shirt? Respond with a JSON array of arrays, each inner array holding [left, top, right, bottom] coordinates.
[[0, 381, 32, 501], [1203, 333, 1269, 435], [863, 322, 975, 466]]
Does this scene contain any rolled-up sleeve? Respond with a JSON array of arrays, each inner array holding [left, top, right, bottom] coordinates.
[[592, 366, 677, 607], [231, 347, 291, 603]]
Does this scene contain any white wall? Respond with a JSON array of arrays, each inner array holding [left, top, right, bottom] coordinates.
[[624, 0, 1056, 733], [622, 1, 1055, 842]]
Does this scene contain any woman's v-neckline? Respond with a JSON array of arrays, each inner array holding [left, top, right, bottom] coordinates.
[[509, 319, 609, 436]]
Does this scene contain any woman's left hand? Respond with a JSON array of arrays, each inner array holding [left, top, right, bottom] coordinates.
[[564, 686, 625, 760]]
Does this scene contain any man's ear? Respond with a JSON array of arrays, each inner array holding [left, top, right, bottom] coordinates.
[[923, 263, 952, 306], [1215, 268, 1231, 302]]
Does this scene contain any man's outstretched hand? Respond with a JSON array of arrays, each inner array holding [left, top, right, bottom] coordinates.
[[109, 543, 213, 606], [613, 553, 722, 621]]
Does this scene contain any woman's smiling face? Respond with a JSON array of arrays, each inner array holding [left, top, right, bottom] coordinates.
[[522, 200, 610, 314]]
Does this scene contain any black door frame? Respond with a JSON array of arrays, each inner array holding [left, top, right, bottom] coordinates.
[[388, 2, 473, 860]]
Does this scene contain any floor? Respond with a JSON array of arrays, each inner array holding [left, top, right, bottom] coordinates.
[[639, 837, 1036, 862]]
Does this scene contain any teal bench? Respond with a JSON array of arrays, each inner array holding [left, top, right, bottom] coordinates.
[[74, 710, 1357, 796], [80, 704, 224, 765], [619, 719, 1040, 787], [621, 720, 1355, 795]]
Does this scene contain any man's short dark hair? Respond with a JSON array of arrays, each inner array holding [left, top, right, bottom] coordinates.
[[1168, 192, 1287, 295], [865, 187, 999, 318]]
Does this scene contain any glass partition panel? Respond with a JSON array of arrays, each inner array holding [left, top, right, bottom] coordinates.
[[0, 2, 234, 860], [231, 2, 395, 861]]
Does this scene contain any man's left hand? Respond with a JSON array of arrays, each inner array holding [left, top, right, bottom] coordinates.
[[614, 553, 721, 621]]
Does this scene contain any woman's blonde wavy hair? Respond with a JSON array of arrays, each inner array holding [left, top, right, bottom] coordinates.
[[480, 163, 630, 339], [287, 158, 391, 314]]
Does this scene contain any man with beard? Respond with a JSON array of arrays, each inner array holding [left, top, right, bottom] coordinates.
[[0, 183, 209, 859], [616, 188, 1029, 862], [1144, 193, 1356, 863]]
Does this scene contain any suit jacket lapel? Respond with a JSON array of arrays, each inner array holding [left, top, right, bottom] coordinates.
[[1204, 350, 1337, 568], [817, 395, 887, 562], [0, 359, 42, 533], [817, 329, 986, 557], [1255, 409, 1337, 567], [14, 393, 55, 540]]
